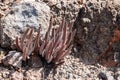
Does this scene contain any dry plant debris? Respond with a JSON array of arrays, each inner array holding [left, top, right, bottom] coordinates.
[[97, 27, 120, 67], [15, 17, 76, 67]]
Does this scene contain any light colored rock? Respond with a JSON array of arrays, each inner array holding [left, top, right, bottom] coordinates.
[[2, 51, 22, 67], [1, 1, 50, 48], [25, 68, 43, 80], [10, 71, 24, 80]]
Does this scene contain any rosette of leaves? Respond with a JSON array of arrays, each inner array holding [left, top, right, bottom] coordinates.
[[39, 17, 76, 66], [15, 17, 76, 67]]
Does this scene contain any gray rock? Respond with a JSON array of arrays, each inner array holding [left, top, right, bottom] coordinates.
[[0, 1, 50, 48], [2, 51, 22, 67], [74, 0, 120, 64]]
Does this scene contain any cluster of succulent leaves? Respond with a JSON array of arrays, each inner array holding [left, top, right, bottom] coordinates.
[[15, 17, 76, 67]]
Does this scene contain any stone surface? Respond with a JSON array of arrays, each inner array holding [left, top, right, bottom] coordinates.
[[0, 55, 120, 80], [0, 48, 6, 64], [28, 54, 43, 68], [24, 68, 43, 80], [10, 71, 24, 80], [74, 0, 120, 64], [0, 1, 50, 48], [0, 0, 120, 80], [43, 0, 81, 26], [2, 51, 22, 67]]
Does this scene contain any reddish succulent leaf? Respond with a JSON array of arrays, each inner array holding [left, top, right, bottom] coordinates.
[[22, 47, 28, 61], [47, 54, 53, 63], [44, 39, 54, 59], [15, 28, 36, 61], [20, 28, 30, 50], [54, 45, 72, 63], [66, 29, 76, 47], [39, 41, 45, 55], [63, 22, 67, 44], [61, 45, 73, 58], [52, 40, 63, 57], [28, 42, 34, 56], [45, 17, 52, 41], [25, 29, 34, 47], [33, 27, 41, 51], [15, 37, 21, 51]]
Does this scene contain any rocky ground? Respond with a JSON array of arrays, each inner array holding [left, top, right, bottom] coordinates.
[[0, 53, 120, 80], [0, 0, 120, 80]]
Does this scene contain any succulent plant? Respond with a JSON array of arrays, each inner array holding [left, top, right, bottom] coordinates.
[[39, 17, 76, 66], [15, 17, 76, 67]]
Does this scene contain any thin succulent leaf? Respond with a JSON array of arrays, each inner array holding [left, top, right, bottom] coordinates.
[[20, 28, 30, 50], [53, 43, 66, 58], [60, 18, 66, 41], [55, 45, 73, 62], [43, 39, 53, 56], [45, 39, 54, 60], [39, 40, 46, 56], [44, 17, 52, 41], [15, 37, 21, 51], [68, 22, 74, 32], [59, 17, 65, 33], [45, 50, 52, 63], [23, 31, 33, 60], [62, 22, 67, 44], [53, 33, 61, 47], [41, 49, 45, 57], [47, 54, 53, 63], [22, 47, 28, 61], [52, 40, 63, 57], [51, 35, 62, 55], [55, 18, 65, 38], [33, 27, 41, 50], [25, 29, 34, 48], [53, 45, 67, 62], [27, 28, 34, 39], [61, 45, 73, 58], [27, 41, 34, 56], [65, 29, 76, 47]]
